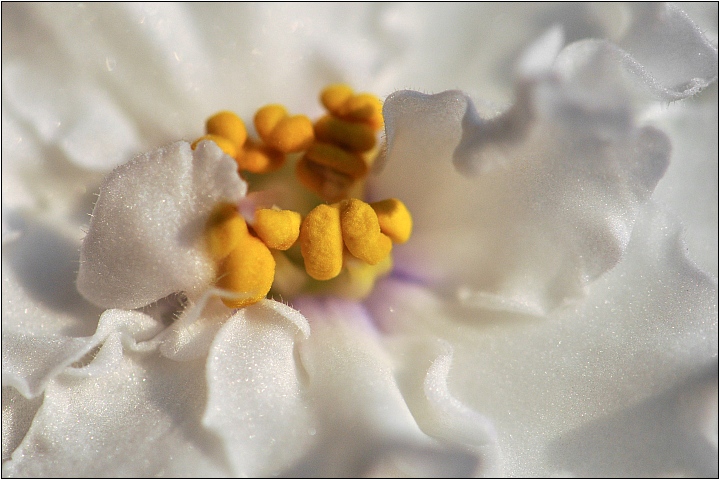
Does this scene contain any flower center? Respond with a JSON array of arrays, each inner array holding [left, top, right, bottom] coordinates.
[[193, 84, 412, 309]]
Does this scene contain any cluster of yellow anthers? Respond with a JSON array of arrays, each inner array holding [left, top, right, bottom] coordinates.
[[194, 84, 411, 309]]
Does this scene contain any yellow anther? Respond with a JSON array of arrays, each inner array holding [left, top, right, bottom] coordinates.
[[205, 203, 247, 261], [295, 156, 354, 203], [339, 198, 392, 265], [216, 234, 276, 309], [300, 203, 344, 280], [206, 111, 247, 146], [194, 86, 404, 306], [314, 115, 377, 152], [304, 142, 368, 179], [344, 93, 384, 130], [320, 84, 384, 130], [254, 105, 286, 139], [253, 208, 301, 251], [321, 84, 354, 114], [296, 142, 368, 202], [254, 104, 314, 153], [191, 135, 238, 159], [235, 140, 285, 174], [370, 199, 413, 244]]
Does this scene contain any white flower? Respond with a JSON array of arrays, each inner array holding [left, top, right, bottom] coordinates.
[[2, 3, 718, 477]]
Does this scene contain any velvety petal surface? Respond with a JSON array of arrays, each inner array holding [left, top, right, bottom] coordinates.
[[367, 203, 718, 476], [76, 140, 246, 309], [2, 310, 227, 478], [1, 388, 42, 464], [202, 300, 312, 477], [375, 9, 716, 313], [649, 85, 718, 277], [378, 74, 667, 313], [2, 307, 162, 400], [288, 297, 485, 477], [2, 3, 717, 478], [617, 3, 718, 100]]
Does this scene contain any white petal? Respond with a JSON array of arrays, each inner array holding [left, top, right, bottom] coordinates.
[[390, 338, 503, 476], [649, 84, 718, 277], [2, 232, 101, 339], [2, 387, 42, 463], [367, 203, 718, 476], [376, 5, 716, 313], [4, 3, 213, 151], [77, 140, 247, 309], [202, 300, 311, 477], [2, 319, 227, 477], [617, 3, 718, 100], [379, 85, 668, 312], [545, 366, 718, 477], [288, 297, 482, 477], [158, 293, 229, 362], [2, 308, 163, 399]]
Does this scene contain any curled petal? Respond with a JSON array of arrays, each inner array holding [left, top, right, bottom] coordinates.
[[202, 300, 312, 477], [378, 30, 682, 312], [77, 141, 247, 309], [391, 338, 503, 476], [2, 308, 163, 399], [617, 3, 718, 101], [2, 315, 227, 477], [287, 297, 482, 477], [368, 203, 718, 476], [1, 387, 42, 463]]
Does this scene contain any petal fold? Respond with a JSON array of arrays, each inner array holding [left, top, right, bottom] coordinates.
[[287, 297, 483, 477], [2, 308, 163, 399], [202, 300, 312, 477], [77, 140, 247, 309], [378, 20, 704, 312], [3, 319, 227, 477], [368, 203, 718, 476]]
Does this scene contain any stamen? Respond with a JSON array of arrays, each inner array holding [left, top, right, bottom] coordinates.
[[299, 203, 344, 280], [314, 115, 376, 152], [295, 156, 354, 203], [320, 84, 354, 115], [235, 140, 285, 174], [292, 85, 383, 201], [303, 143, 368, 179], [205, 203, 247, 261], [254, 104, 314, 153], [196, 85, 413, 308], [206, 110, 247, 146], [216, 234, 275, 309], [320, 84, 383, 130], [296, 142, 369, 202], [205, 204, 276, 308], [370, 199, 413, 244], [253, 208, 301, 251], [332, 253, 393, 299], [339, 198, 392, 265]]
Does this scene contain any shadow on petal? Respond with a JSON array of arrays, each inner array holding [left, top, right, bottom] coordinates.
[[547, 363, 719, 478]]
